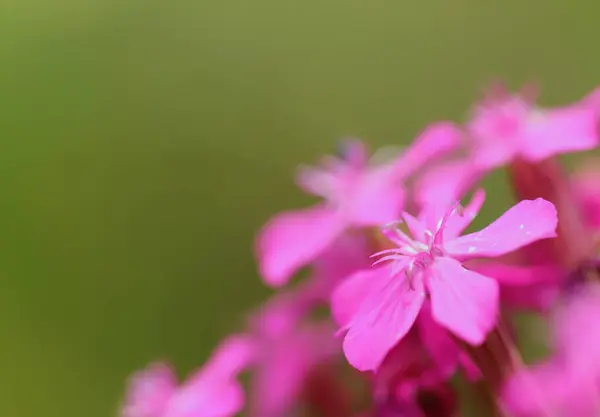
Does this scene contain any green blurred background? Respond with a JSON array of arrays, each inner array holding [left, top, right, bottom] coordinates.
[[0, 1, 598, 416]]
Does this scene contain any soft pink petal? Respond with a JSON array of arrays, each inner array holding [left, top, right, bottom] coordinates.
[[331, 267, 384, 327], [402, 212, 428, 243], [256, 205, 343, 286], [347, 166, 406, 226], [250, 340, 309, 417], [165, 379, 244, 417], [552, 283, 600, 376], [468, 100, 522, 170], [500, 281, 560, 312], [414, 160, 482, 208], [472, 262, 563, 286], [472, 262, 563, 312], [442, 189, 486, 240], [502, 361, 600, 417], [392, 122, 463, 179], [417, 307, 461, 379], [521, 105, 599, 161], [342, 266, 425, 371], [250, 322, 339, 417], [121, 363, 177, 417], [444, 198, 557, 258], [583, 86, 600, 110], [249, 289, 308, 339], [428, 257, 499, 345], [202, 334, 256, 378], [310, 233, 371, 299], [572, 160, 600, 228]]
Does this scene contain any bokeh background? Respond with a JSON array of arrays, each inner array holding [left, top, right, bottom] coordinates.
[[1, 1, 599, 416]]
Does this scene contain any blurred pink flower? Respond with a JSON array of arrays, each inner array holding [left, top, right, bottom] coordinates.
[[256, 124, 461, 287], [374, 332, 458, 417], [502, 283, 600, 417], [332, 191, 557, 371], [415, 85, 600, 206], [471, 262, 563, 312], [304, 232, 373, 303], [572, 158, 600, 230], [468, 86, 599, 169], [121, 335, 255, 417], [247, 292, 341, 417]]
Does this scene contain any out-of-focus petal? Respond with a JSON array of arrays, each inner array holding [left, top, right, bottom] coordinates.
[[392, 122, 463, 179], [417, 308, 461, 378], [521, 105, 599, 161], [502, 362, 600, 417], [552, 283, 600, 376], [414, 160, 482, 208], [347, 166, 406, 226], [165, 379, 245, 417], [122, 363, 176, 417], [256, 205, 343, 287]]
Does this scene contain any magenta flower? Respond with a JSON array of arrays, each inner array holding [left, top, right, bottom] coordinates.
[[415, 85, 599, 206], [256, 123, 461, 287], [332, 191, 558, 371], [572, 158, 600, 229], [247, 292, 340, 417], [468, 86, 599, 170], [471, 262, 563, 312], [121, 335, 255, 417], [374, 332, 459, 417], [502, 283, 600, 417]]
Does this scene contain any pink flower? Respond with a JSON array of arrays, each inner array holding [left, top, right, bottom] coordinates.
[[467, 85, 599, 170], [572, 158, 600, 229], [121, 335, 254, 417], [415, 85, 600, 206], [502, 283, 600, 417], [332, 191, 558, 371], [470, 262, 563, 312], [256, 124, 461, 287], [247, 293, 341, 417], [374, 334, 458, 417], [304, 233, 373, 303]]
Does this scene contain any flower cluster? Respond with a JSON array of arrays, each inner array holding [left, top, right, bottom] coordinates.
[[119, 83, 600, 417]]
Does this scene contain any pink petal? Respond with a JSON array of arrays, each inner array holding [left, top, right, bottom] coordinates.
[[250, 340, 309, 417], [468, 108, 521, 170], [414, 160, 483, 208], [403, 212, 428, 243], [121, 363, 177, 417], [202, 334, 256, 378], [342, 265, 425, 371], [441, 189, 486, 241], [428, 257, 499, 345], [444, 198, 557, 258], [347, 166, 406, 226], [572, 160, 600, 228], [392, 122, 463, 179], [521, 105, 599, 162], [502, 361, 600, 417], [552, 283, 600, 375], [331, 267, 381, 327], [472, 262, 562, 286], [417, 307, 461, 379], [308, 233, 372, 302], [256, 205, 343, 287], [472, 262, 563, 312], [165, 379, 244, 417]]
